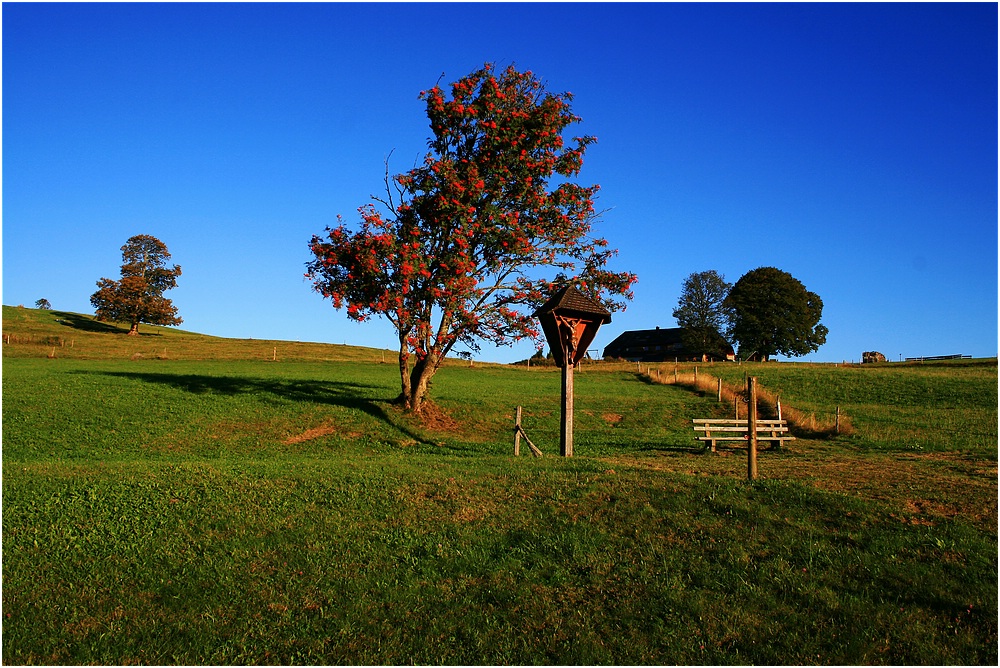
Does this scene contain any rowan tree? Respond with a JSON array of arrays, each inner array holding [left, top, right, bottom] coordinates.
[[90, 234, 182, 336], [724, 266, 827, 361], [307, 64, 636, 414], [672, 270, 733, 359]]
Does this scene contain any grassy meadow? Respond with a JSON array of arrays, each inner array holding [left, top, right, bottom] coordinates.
[[2, 306, 997, 664]]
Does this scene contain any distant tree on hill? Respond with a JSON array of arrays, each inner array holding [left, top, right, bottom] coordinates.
[[35, 299, 52, 310], [307, 63, 636, 414], [90, 234, 182, 336], [672, 270, 733, 359], [724, 267, 827, 361]]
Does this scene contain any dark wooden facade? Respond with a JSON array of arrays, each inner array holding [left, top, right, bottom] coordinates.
[[602, 327, 735, 362]]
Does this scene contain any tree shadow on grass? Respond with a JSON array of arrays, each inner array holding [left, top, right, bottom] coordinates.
[[73, 370, 437, 447], [53, 311, 163, 336]]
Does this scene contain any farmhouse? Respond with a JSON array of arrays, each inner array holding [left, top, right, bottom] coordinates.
[[603, 327, 735, 362]]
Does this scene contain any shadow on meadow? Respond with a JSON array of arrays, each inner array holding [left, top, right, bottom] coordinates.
[[73, 369, 437, 447], [53, 311, 161, 336]]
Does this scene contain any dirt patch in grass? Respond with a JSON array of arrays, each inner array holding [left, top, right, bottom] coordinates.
[[602, 413, 623, 426], [415, 401, 464, 433], [283, 424, 344, 445]]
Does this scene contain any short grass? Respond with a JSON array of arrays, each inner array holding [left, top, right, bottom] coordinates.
[[3, 308, 997, 664]]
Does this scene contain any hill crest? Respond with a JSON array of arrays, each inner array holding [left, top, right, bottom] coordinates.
[[1, 305, 393, 362]]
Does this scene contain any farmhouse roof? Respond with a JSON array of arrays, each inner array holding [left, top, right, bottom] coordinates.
[[604, 327, 684, 352], [603, 327, 735, 362]]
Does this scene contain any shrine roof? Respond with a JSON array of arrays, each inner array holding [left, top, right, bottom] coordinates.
[[533, 285, 612, 323]]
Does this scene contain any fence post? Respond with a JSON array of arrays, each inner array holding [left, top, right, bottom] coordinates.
[[836, 406, 841, 435], [514, 406, 522, 456], [747, 376, 758, 481], [717, 377, 722, 402]]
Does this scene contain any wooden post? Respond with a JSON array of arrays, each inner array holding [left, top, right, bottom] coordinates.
[[694, 366, 698, 384], [717, 377, 722, 402], [836, 406, 841, 434], [747, 376, 758, 481], [735, 396, 740, 420], [514, 406, 522, 456], [561, 348, 574, 457], [273, 347, 277, 362], [674, 366, 678, 383], [777, 397, 783, 421]]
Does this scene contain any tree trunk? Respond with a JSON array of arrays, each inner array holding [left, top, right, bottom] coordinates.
[[406, 352, 439, 415], [395, 348, 439, 415], [397, 335, 412, 409], [396, 311, 455, 415]]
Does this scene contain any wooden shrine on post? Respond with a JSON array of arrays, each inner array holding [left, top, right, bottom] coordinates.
[[533, 286, 612, 457]]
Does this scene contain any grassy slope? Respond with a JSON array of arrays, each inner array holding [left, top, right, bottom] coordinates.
[[2, 307, 997, 664], [1, 305, 396, 362]]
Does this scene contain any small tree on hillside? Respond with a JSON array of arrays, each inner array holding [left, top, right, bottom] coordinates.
[[35, 299, 52, 310], [90, 234, 182, 336], [307, 64, 636, 414], [672, 270, 733, 359], [724, 266, 827, 361]]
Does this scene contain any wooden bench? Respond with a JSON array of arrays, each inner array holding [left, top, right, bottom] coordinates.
[[692, 418, 795, 452]]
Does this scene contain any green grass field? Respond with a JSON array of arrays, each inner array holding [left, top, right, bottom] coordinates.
[[3, 306, 997, 664]]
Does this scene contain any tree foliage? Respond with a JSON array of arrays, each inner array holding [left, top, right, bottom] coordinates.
[[34, 299, 52, 310], [90, 234, 182, 336], [307, 64, 636, 413], [724, 266, 827, 361], [672, 270, 733, 359]]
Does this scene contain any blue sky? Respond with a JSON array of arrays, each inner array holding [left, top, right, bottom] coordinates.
[[3, 2, 996, 363]]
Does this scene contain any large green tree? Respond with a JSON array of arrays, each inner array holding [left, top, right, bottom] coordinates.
[[90, 234, 182, 336], [307, 64, 636, 414], [724, 267, 827, 361], [672, 270, 733, 360]]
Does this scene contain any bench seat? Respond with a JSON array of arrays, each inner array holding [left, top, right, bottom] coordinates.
[[692, 418, 795, 452]]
